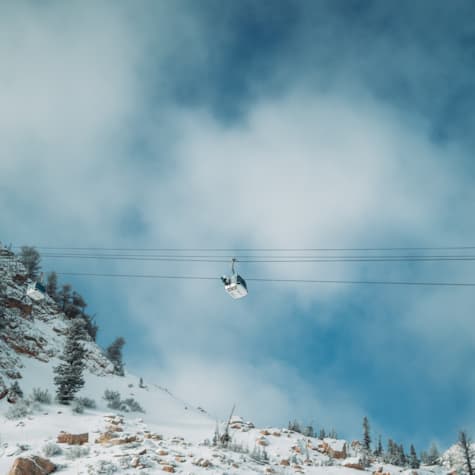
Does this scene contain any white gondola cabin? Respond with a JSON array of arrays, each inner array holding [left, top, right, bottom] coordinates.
[[26, 281, 46, 301], [221, 258, 248, 299]]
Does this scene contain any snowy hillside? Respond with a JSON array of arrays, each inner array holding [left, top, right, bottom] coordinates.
[[0, 247, 469, 474]]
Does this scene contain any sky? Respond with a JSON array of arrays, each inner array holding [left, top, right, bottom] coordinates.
[[1, 0, 475, 452]]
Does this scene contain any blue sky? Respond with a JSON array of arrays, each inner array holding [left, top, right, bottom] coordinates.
[[1, 0, 475, 453]]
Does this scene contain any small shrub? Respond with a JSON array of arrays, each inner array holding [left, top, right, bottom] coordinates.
[[31, 388, 52, 404], [5, 400, 30, 420], [76, 397, 96, 409], [65, 446, 90, 460], [71, 399, 84, 414], [103, 390, 122, 410], [42, 442, 62, 457], [123, 398, 144, 413], [103, 390, 144, 413]]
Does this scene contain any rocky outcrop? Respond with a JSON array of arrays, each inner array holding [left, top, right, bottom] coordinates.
[[8, 456, 56, 475], [344, 463, 365, 470], [57, 431, 89, 445], [2, 298, 32, 317], [0, 246, 115, 388]]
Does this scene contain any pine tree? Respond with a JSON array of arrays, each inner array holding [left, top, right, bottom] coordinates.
[[363, 416, 371, 452], [82, 313, 98, 341], [53, 320, 86, 404], [9, 381, 23, 399], [398, 444, 407, 467], [427, 442, 440, 465], [106, 337, 126, 376], [57, 284, 72, 312], [46, 272, 58, 300], [458, 431, 474, 475], [319, 428, 326, 439], [410, 444, 420, 469], [385, 439, 398, 465], [303, 425, 315, 437], [20, 246, 41, 279], [374, 435, 383, 457]]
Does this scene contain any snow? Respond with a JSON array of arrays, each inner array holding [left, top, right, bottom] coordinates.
[[0, 248, 463, 474]]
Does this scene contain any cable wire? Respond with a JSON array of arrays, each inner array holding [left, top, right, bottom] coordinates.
[[13, 245, 475, 252], [55, 271, 475, 287]]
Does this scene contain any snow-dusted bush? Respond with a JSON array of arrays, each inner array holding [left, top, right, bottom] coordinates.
[[4, 400, 30, 420], [65, 446, 90, 459], [103, 390, 144, 413], [42, 442, 62, 457], [76, 396, 96, 409], [31, 388, 52, 404], [71, 399, 84, 414], [87, 460, 117, 474], [103, 390, 122, 410], [123, 397, 144, 413]]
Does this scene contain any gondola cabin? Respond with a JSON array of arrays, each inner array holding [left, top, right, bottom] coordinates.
[[222, 274, 248, 299], [26, 281, 46, 301]]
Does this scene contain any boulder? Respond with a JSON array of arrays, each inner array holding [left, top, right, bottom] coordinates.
[[344, 463, 365, 470], [57, 431, 89, 445], [162, 467, 175, 473], [8, 456, 56, 475]]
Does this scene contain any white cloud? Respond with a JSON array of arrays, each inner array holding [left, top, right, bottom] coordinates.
[[1, 1, 474, 444]]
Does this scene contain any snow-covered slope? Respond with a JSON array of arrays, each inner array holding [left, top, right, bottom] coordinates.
[[0, 247, 465, 474]]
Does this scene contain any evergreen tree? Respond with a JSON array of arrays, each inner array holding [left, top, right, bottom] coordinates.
[[57, 284, 72, 312], [363, 416, 371, 452], [409, 444, 420, 469], [72, 291, 87, 311], [427, 442, 440, 465], [46, 272, 58, 300], [53, 320, 86, 404], [319, 428, 326, 439], [385, 439, 397, 464], [9, 381, 23, 399], [82, 313, 98, 341], [458, 431, 474, 475], [420, 451, 429, 465], [398, 444, 407, 467], [303, 424, 315, 437], [106, 337, 126, 376], [328, 428, 338, 439], [20, 246, 41, 279], [374, 435, 383, 457]]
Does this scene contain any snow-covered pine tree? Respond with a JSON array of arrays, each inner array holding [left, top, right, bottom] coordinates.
[[398, 443, 407, 467], [20, 246, 41, 279], [458, 431, 474, 475], [106, 337, 125, 376], [46, 272, 58, 301], [53, 319, 87, 404], [384, 439, 397, 464], [374, 435, 383, 457], [303, 424, 315, 437], [427, 442, 440, 465], [363, 416, 371, 451], [9, 381, 23, 399], [410, 444, 420, 469], [57, 284, 72, 312]]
